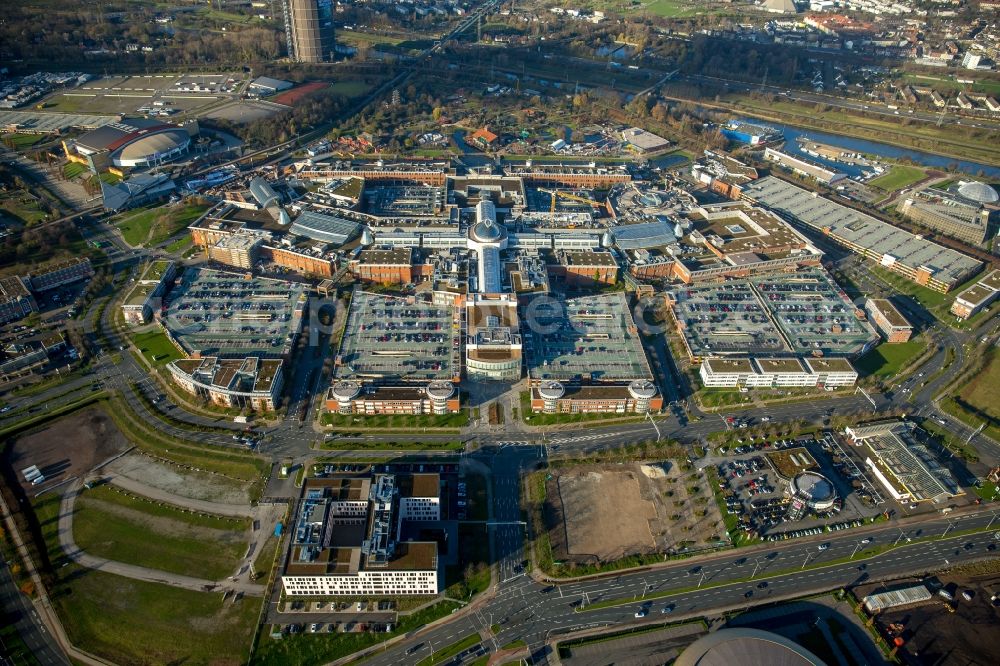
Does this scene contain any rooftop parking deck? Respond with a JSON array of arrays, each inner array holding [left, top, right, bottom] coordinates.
[[162, 267, 306, 358], [751, 271, 876, 356], [522, 292, 652, 383], [334, 290, 461, 383], [669, 270, 876, 358]]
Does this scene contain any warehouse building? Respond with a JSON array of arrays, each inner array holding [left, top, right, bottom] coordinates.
[[29, 257, 94, 292], [844, 421, 963, 504], [281, 474, 439, 596], [764, 147, 847, 185], [865, 298, 912, 343], [950, 269, 1000, 319], [741, 176, 982, 293]]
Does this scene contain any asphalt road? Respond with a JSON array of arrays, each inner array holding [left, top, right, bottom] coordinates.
[[362, 470, 1000, 666], [0, 556, 69, 666]]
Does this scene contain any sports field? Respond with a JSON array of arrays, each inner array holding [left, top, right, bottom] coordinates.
[[868, 165, 927, 192]]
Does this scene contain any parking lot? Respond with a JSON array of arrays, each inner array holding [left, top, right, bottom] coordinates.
[[750, 271, 875, 356], [668, 270, 876, 358], [715, 433, 883, 542], [163, 267, 306, 357], [335, 291, 461, 382], [522, 292, 654, 383]]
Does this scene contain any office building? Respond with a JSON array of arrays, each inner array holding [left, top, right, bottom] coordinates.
[[698, 357, 857, 389], [167, 356, 284, 411], [121, 260, 176, 325], [282, 0, 335, 63], [950, 269, 1000, 319], [864, 298, 912, 343], [0, 276, 36, 325], [281, 474, 439, 596]]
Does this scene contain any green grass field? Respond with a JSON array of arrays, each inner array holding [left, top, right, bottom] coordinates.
[[53, 566, 259, 666], [941, 347, 1000, 442], [321, 411, 467, 429], [26, 490, 259, 666], [855, 337, 928, 379], [115, 202, 209, 247], [62, 162, 87, 179], [328, 80, 374, 98], [164, 235, 192, 254], [131, 328, 182, 366], [73, 485, 250, 580], [868, 165, 926, 192], [2, 133, 45, 149], [0, 190, 48, 225]]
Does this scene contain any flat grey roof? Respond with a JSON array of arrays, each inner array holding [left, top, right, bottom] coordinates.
[[742, 176, 982, 282]]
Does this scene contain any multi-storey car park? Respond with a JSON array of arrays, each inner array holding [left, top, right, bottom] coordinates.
[[326, 289, 462, 415], [522, 292, 661, 414], [666, 270, 877, 364], [740, 176, 983, 293], [161, 267, 307, 358]]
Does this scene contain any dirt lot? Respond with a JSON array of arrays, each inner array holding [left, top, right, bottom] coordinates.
[[3, 407, 130, 493], [864, 573, 1000, 666], [103, 451, 250, 505], [545, 462, 727, 564]]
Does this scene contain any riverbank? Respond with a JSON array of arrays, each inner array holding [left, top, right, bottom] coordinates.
[[727, 96, 1000, 170]]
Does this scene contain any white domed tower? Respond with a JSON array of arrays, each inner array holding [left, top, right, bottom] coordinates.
[[468, 200, 508, 294], [426, 381, 456, 415], [360, 226, 374, 247], [329, 380, 361, 415], [537, 380, 565, 414], [628, 379, 658, 413]]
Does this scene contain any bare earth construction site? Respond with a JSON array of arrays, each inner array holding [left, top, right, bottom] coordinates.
[[544, 463, 727, 565]]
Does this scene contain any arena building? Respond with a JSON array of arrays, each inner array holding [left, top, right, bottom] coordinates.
[[676, 628, 824, 666], [66, 118, 195, 172], [281, 474, 439, 597]]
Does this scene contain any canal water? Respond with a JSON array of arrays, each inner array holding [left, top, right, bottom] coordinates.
[[737, 118, 1000, 181]]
